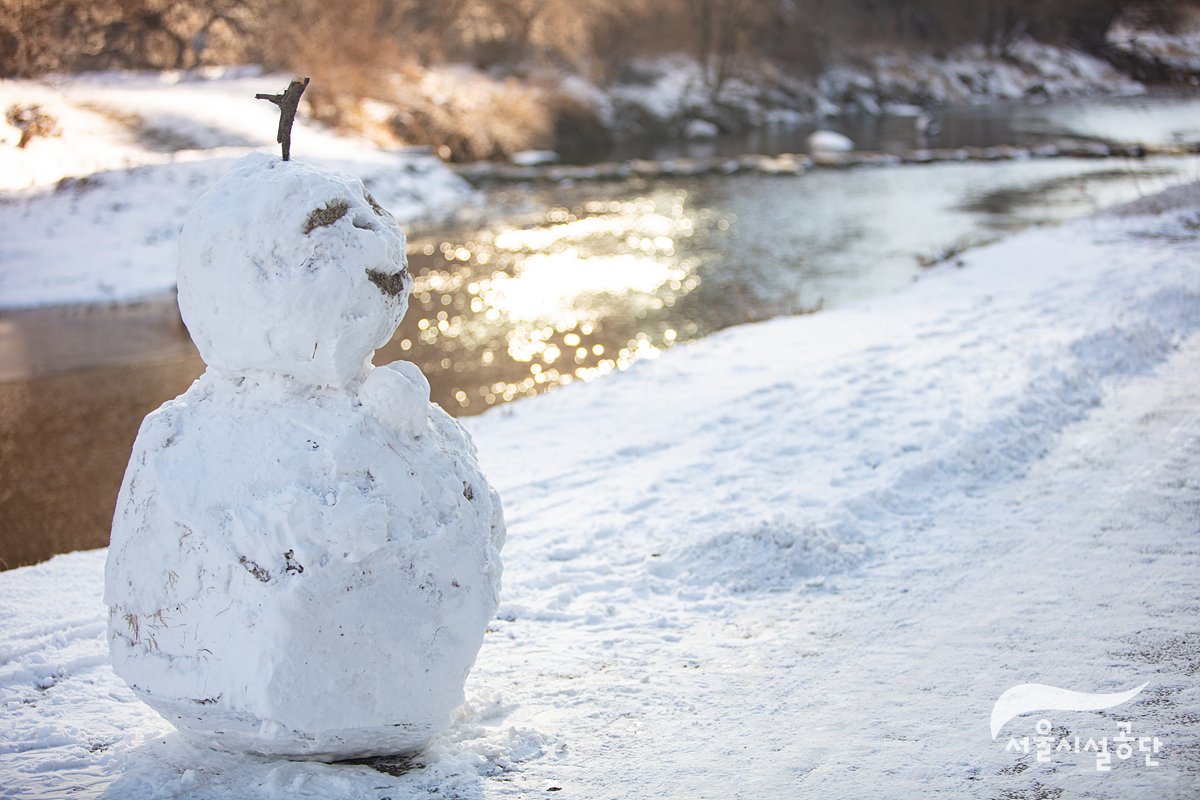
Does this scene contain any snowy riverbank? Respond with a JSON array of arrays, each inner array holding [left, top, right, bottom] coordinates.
[[594, 37, 1147, 139], [0, 70, 473, 309], [3, 180, 1199, 797]]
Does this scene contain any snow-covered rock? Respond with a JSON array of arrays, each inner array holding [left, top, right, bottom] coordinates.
[[683, 119, 720, 139], [807, 130, 855, 152], [104, 153, 505, 760], [511, 150, 559, 166], [883, 103, 925, 116]]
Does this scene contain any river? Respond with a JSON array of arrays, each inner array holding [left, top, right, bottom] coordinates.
[[1, 91, 1198, 568]]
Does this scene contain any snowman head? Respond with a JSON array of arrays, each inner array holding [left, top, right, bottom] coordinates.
[[178, 152, 412, 388]]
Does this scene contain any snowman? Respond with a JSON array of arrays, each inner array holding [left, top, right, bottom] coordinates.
[[104, 152, 505, 760]]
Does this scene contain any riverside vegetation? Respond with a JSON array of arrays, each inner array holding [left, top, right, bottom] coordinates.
[[3, 0, 1200, 161]]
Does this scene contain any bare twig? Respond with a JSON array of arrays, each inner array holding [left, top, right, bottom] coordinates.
[[255, 76, 309, 161]]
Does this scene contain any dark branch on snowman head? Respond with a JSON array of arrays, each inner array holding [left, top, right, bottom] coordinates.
[[255, 77, 309, 161]]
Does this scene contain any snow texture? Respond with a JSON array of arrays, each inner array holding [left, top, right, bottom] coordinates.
[[3, 58, 1200, 797], [104, 155, 506, 760], [4, 181, 1200, 798]]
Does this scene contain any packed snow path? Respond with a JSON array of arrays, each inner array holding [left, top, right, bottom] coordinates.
[[2, 187, 1199, 798]]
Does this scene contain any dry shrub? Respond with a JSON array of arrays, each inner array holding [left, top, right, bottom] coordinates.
[[378, 67, 554, 161], [0, 0, 269, 77], [273, 0, 409, 131], [6, 0, 1200, 81], [426, 0, 648, 76], [6, 103, 59, 147], [265, 0, 655, 159], [544, 91, 612, 161]]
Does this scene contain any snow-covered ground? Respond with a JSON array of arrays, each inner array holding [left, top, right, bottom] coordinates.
[[0, 69, 472, 309], [3, 63, 1200, 798], [3, 170, 1200, 797]]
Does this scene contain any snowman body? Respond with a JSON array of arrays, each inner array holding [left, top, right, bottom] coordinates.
[[105, 153, 504, 760]]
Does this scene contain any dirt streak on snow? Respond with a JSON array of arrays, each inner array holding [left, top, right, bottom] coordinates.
[[1, 188, 1199, 797]]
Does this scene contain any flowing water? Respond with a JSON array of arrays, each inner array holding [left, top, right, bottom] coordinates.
[[2, 92, 1199, 568]]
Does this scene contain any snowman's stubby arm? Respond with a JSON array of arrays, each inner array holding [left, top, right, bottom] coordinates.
[[358, 361, 431, 440]]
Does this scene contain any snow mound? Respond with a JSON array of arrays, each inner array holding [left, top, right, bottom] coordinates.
[[652, 517, 869, 592], [807, 130, 854, 152], [178, 152, 411, 388], [1101, 181, 1200, 217], [683, 119, 720, 139]]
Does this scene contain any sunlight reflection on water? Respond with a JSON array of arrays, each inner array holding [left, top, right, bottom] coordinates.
[[378, 185, 716, 411]]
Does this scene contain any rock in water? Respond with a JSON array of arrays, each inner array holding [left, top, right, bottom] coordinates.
[[105, 152, 505, 760], [806, 130, 855, 152], [683, 119, 720, 140]]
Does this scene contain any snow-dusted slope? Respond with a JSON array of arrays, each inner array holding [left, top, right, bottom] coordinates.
[[0, 70, 472, 309], [2, 185, 1198, 797]]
